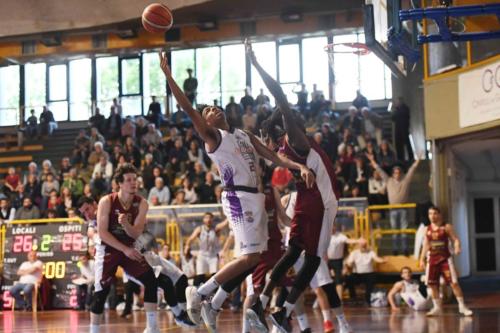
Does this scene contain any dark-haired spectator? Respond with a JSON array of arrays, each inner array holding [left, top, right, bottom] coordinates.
[[352, 90, 370, 110], [340, 144, 356, 182], [349, 157, 369, 196], [26, 109, 38, 138], [62, 168, 84, 198], [225, 96, 243, 129], [166, 138, 188, 183], [361, 107, 383, 146], [147, 96, 163, 129], [337, 128, 358, 156], [162, 127, 178, 156], [392, 97, 413, 161], [0, 198, 15, 224], [255, 88, 270, 106], [240, 87, 255, 110], [88, 108, 106, 135], [294, 83, 308, 116], [171, 189, 187, 205], [242, 105, 257, 132], [58, 157, 72, 183], [171, 104, 191, 126], [256, 104, 271, 130], [15, 198, 40, 220], [187, 141, 206, 171], [91, 172, 108, 198], [189, 162, 206, 188], [112, 98, 122, 116], [41, 173, 59, 210], [123, 137, 141, 168], [107, 106, 122, 140], [145, 143, 163, 166], [141, 154, 156, 191], [136, 177, 148, 199], [60, 186, 76, 215], [110, 144, 123, 168], [151, 166, 168, 190], [181, 178, 198, 204], [148, 177, 171, 206], [377, 140, 397, 173], [87, 142, 109, 167], [341, 106, 363, 146], [320, 123, 339, 162], [184, 126, 201, 148], [141, 123, 162, 148], [196, 173, 217, 204], [135, 116, 149, 142], [47, 190, 65, 217], [39, 106, 57, 136], [121, 117, 136, 140], [368, 170, 387, 205], [73, 130, 91, 167], [11, 184, 28, 209], [183, 68, 198, 104]]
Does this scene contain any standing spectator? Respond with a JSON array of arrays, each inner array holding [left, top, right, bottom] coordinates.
[[106, 106, 122, 140], [310, 83, 323, 102], [242, 105, 257, 132], [367, 153, 422, 255], [39, 106, 57, 136], [88, 108, 106, 136], [240, 87, 255, 110], [294, 83, 308, 116], [255, 88, 270, 105], [121, 117, 136, 140], [183, 68, 198, 104], [361, 107, 383, 146], [15, 198, 40, 220], [368, 170, 388, 205], [112, 98, 122, 116], [391, 97, 414, 161], [147, 96, 163, 128], [0, 197, 15, 224], [41, 173, 59, 210], [9, 251, 43, 310], [141, 124, 163, 148], [352, 90, 369, 110], [147, 177, 171, 205], [26, 109, 38, 138], [62, 168, 84, 198], [224, 96, 243, 129], [345, 239, 386, 305]]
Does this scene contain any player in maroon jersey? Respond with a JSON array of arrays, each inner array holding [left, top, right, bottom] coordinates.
[[419, 206, 473, 317], [89, 164, 159, 333]]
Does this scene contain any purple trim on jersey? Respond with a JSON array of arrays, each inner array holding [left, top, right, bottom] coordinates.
[[221, 163, 244, 225]]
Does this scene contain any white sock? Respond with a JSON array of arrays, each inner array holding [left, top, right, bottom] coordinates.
[[242, 317, 251, 333], [297, 313, 310, 331], [322, 309, 332, 322], [90, 324, 99, 333], [146, 311, 158, 329], [197, 276, 220, 296], [432, 298, 442, 309], [179, 302, 186, 311], [211, 288, 230, 310], [332, 307, 347, 325], [171, 304, 182, 316], [284, 301, 294, 317], [457, 297, 466, 308], [260, 294, 270, 309]]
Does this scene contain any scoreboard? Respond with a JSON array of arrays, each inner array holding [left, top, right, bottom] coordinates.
[[2, 222, 87, 309]]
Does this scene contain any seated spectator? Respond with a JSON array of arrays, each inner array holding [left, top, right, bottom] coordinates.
[[361, 107, 383, 146], [255, 88, 270, 106], [171, 104, 191, 126], [148, 177, 171, 206], [73, 252, 95, 311], [62, 168, 84, 198], [15, 197, 41, 220], [87, 142, 109, 167], [88, 127, 105, 149], [141, 123, 162, 148], [189, 162, 206, 188], [337, 128, 358, 156], [9, 251, 43, 310], [60, 186, 76, 215], [196, 173, 217, 204], [377, 140, 397, 173], [0, 197, 15, 224], [242, 105, 257, 132], [339, 144, 356, 181], [136, 176, 148, 198], [388, 267, 431, 311], [121, 117, 136, 140], [135, 116, 149, 142], [149, 195, 161, 207], [162, 126, 178, 155], [123, 136, 141, 168], [166, 138, 188, 183], [187, 141, 206, 171], [141, 154, 156, 191], [11, 184, 28, 209], [81, 184, 94, 201], [345, 238, 386, 305], [26, 109, 38, 138], [45, 208, 58, 219], [106, 106, 122, 140], [41, 173, 60, 210], [181, 178, 198, 204], [256, 104, 271, 130], [91, 172, 108, 198], [320, 123, 339, 162], [92, 156, 113, 185], [58, 157, 72, 183], [40, 159, 57, 182], [368, 170, 387, 205], [23, 162, 39, 184], [4, 167, 21, 195], [110, 144, 124, 168], [47, 190, 66, 217], [342, 106, 364, 147], [171, 190, 187, 205], [73, 130, 91, 167], [145, 143, 163, 166], [349, 157, 369, 196], [39, 105, 57, 136], [88, 108, 106, 135]]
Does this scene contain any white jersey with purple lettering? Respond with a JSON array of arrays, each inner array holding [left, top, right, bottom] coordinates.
[[206, 128, 268, 256]]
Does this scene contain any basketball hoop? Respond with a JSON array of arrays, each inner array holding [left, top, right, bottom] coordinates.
[[325, 43, 371, 85]]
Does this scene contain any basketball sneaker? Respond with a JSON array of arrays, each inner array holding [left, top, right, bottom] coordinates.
[[174, 310, 197, 328], [246, 299, 269, 333], [200, 300, 219, 333], [459, 306, 473, 316], [339, 321, 354, 333], [323, 319, 335, 333], [269, 308, 292, 333], [426, 306, 442, 316], [185, 286, 202, 324]]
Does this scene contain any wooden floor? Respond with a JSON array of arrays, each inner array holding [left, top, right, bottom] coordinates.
[[1, 293, 499, 332]]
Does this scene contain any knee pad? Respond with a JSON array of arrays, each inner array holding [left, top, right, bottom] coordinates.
[[270, 244, 302, 283], [321, 283, 341, 309], [138, 269, 158, 304], [292, 254, 321, 291], [90, 287, 110, 314]]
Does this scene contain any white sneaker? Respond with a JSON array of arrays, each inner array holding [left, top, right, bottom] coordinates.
[[339, 322, 354, 333], [459, 306, 473, 316], [186, 286, 202, 325], [143, 328, 160, 333], [426, 307, 442, 317], [201, 301, 219, 333]]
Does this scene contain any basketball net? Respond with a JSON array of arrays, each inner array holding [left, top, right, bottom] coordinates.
[[324, 42, 370, 86]]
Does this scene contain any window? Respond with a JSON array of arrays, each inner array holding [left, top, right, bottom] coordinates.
[[196, 47, 221, 106], [302, 37, 329, 101], [69, 58, 92, 121], [48, 64, 68, 121], [0, 65, 20, 126], [143, 52, 166, 114], [25, 63, 46, 120], [120, 57, 142, 117], [332, 34, 360, 103], [96, 56, 119, 116], [278, 43, 301, 103], [221, 44, 246, 107], [171, 49, 195, 87], [358, 34, 392, 100], [251, 42, 277, 103]]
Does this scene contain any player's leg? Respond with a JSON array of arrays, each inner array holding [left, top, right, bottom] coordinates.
[[135, 269, 160, 332], [245, 261, 271, 333], [158, 274, 196, 327], [446, 259, 473, 316], [426, 260, 443, 316]]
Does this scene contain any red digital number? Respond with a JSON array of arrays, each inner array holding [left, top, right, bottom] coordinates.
[[73, 233, 83, 251], [69, 288, 78, 308], [23, 235, 33, 252], [13, 236, 23, 253], [62, 233, 72, 251], [3, 290, 13, 309]]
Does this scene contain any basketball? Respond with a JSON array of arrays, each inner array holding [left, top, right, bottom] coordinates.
[[141, 3, 173, 34]]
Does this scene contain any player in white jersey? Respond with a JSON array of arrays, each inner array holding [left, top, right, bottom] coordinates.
[[185, 213, 228, 286], [160, 52, 314, 333], [388, 267, 431, 311]]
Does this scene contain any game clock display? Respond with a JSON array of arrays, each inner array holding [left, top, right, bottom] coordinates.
[[2, 223, 87, 309]]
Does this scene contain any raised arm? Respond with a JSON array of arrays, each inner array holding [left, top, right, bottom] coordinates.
[[159, 51, 219, 150], [246, 131, 315, 188], [246, 41, 310, 153], [184, 226, 201, 255], [215, 219, 229, 233], [366, 153, 389, 180]]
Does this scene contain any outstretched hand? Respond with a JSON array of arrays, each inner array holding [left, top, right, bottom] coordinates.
[[244, 38, 257, 64], [159, 51, 171, 76], [300, 166, 315, 189]]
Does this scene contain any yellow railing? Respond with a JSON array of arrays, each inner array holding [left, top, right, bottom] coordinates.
[[364, 203, 417, 240]]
